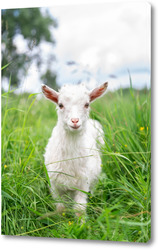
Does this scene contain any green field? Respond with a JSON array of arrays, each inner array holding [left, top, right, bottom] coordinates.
[[1, 82, 151, 242]]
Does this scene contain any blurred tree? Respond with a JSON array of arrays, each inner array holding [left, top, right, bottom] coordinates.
[[1, 8, 58, 89], [41, 69, 58, 91]]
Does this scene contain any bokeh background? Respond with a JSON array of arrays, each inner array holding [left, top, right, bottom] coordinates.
[[1, 2, 151, 94]]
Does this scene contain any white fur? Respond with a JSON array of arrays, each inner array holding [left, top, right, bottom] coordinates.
[[43, 84, 105, 214]]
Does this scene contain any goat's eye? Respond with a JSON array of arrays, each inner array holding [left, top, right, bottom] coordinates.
[[59, 103, 64, 109], [84, 103, 89, 108]]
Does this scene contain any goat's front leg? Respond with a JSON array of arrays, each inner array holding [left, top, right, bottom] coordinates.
[[50, 185, 66, 213], [73, 190, 88, 216]]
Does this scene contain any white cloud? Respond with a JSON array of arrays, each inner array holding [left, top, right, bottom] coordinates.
[[50, 2, 150, 90], [13, 34, 28, 53], [79, 46, 100, 69]]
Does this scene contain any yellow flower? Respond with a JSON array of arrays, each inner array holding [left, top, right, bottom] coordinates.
[[68, 221, 73, 226], [140, 127, 144, 131], [124, 144, 127, 147], [4, 165, 7, 168], [62, 212, 65, 216], [133, 161, 136, 164], [21, 226, 24, 229]]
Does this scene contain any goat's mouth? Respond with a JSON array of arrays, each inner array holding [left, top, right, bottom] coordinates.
[[70, 125, 81, 130]]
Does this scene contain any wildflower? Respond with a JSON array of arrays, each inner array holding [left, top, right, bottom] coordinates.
[[4, 165, 7, 168], [140, 127, 144, 131], [133, 161, 136, 164], [147, 126, 149, 131], [62, 212, 65, 216], [124, 144, 127, 147], [68, 221, 73, 226]]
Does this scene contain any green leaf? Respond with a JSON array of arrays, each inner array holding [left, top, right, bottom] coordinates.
[[1, 62, 12, 70], [1, 190, 15, 201]]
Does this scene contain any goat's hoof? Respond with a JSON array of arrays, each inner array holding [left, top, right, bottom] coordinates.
[[75, 212, 83, 217], [75, 212, 86, 224], [56, 203, 65, 214]]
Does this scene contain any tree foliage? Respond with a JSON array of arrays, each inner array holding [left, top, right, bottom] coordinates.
[[1, 8, 58, 89]]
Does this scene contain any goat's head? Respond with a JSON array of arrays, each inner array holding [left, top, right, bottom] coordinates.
[[42, 82, 108, 132]]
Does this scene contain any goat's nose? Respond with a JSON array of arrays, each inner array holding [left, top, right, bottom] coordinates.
[[71, 118, 79, 124]]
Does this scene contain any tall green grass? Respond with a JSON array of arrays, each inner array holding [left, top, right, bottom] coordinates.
[[1, 81, 151, 242]]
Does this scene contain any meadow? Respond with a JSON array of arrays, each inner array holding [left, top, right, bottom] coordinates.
[[1, 80, 151, 242]]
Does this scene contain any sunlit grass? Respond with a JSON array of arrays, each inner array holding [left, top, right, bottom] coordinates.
[[1, 82, 151, 242]]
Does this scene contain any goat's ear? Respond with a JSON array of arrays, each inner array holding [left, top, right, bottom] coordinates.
[[89, 82, 108, 102], [41, 84, 59, 104]]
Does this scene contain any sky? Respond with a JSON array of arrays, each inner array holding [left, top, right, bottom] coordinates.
[[48, 2, 151, 91], [2, 1, 151, 93]]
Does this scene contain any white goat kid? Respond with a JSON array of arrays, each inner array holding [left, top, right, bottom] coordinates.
[[42, 82, 108, 216]]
